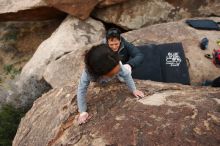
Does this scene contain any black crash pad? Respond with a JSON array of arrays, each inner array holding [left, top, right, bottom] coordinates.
[[131, 44, 162, 82], [132, 43, 190, 85], [186, 19, 220, 31]]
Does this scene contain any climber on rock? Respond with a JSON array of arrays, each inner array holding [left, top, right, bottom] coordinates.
[[76, 44, 144, 124]]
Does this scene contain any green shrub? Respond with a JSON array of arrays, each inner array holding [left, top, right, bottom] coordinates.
[[4, 31, 18, 41], [3, 64, 21, 79], [0, 104, 27, 146]]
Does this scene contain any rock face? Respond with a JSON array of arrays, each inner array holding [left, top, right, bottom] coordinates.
[[165, 0, 220, 16], [0, 0, 46, 13], [45, 0, 100, 20], [0, 0, 66, 21], [43, 47, 85, 88], [0, 0, 219, 23], [15, 15, 105, 106], [122, 17, 220, 85], [45, 0, 129, 20], [13, 80, 220, 146], [93, 0, 220, 30], [98, 0, 128, 7]]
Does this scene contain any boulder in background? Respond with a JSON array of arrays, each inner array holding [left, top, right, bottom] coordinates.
[[93, 0, 220, 30], [45, 0, 129, 20], [0, 0, 66, 21]]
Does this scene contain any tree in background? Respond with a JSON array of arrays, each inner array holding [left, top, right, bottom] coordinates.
[[0, 104, 27, 146]]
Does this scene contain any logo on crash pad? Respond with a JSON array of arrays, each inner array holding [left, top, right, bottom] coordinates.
[[166, 52, 182, 67]]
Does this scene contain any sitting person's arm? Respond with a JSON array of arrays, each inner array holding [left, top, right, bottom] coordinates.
[[77, 69, 91, 124], [123, 38, 144, 69], [119, 62, 144, 98]]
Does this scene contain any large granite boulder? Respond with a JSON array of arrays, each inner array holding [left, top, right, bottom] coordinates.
[[92, 0, 220, 30], [0, 0, 46, 13], [43, 46, 86, 88], [45, 0, 100, 20], [0, 0, 65, 21], [13, 80, 220, 146], [14, 15, 105, 106], [45, 0, 129, 20], [123, 17, 220, 85]]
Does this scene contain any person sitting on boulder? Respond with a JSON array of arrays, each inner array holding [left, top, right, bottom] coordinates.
[[104, 28, 144, 75], [77, 44, 144, 124]]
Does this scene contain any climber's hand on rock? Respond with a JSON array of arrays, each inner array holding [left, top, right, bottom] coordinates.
[[77, 112, 91, 124], [133, 90, 144, 99]]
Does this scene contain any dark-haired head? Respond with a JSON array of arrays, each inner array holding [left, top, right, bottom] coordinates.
[[85, 44, 120, 78], [106, 28, 121, 41], [106, 28, 122, 52]]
